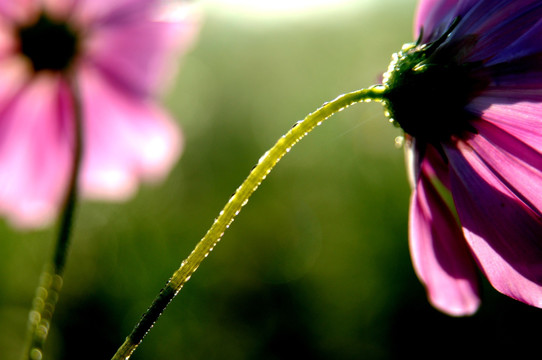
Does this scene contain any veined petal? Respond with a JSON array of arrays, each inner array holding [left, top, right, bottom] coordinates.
[[78, 66, 182, 200], [484, 16, 542, 66], [455, 1, 542, 62], [447, 142, 542, 308], [409, 166, 480, 316], [416, 1, 542, 62], [0, 74, 73, 228], [467, 120, 542, 215], [421, 144, 451, 190], [414, 0, 459, 41], [468, 97, 542, 154], [476, 54, 542, 102]]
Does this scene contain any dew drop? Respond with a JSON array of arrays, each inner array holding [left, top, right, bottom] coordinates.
[[292, 120, 303, 128], [30, 349, 43, 360], [258, 151, 269, 164], [29, 310, 41, 324]]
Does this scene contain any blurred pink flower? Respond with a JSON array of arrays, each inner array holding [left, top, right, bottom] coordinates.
[[0, 0, 198, 228], [383, 0, 542, 315]]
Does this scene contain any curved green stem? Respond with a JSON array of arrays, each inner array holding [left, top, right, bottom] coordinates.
[[111, 86, 385, 360], [24, 74, 83, 360]]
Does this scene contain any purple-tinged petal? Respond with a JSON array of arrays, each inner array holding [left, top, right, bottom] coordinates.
[[453, 1, 542, 62], [446, 142, 542, 308], [484, 17, 542, 66], [416, 1, 542, 62], [467, 120, 542, 216], [467, 98, 542, 154], [404, 137, 451, 191], [414, 0, 459, 42], [409, 163, 480, 316], [475, 54, 542, 101], [422, 144, 451, 190], [78, 66, 182, 200]]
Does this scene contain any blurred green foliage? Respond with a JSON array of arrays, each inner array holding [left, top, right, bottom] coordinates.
[[2, 1, 542, 359]]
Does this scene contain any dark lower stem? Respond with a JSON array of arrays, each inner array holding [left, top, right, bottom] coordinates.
[[23, 73, 83, 360]]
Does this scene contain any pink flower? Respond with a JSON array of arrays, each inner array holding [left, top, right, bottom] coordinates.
[[382, 0, 542, 315], [0, 0, 198, 228]]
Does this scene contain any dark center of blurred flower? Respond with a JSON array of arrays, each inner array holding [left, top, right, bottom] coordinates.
[[17, 13, 79, 72], [382, 23, 486, 145]]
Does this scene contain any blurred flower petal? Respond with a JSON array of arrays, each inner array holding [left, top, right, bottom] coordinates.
[[0, 0, 198, 228], [0, 74, 72, 227], [79, 66, 182, 200]]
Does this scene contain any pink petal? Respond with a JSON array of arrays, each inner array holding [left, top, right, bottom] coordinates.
[[42, 0, 76, 18], [468, 97, 542, 154], [422, 144, 451, 189], [446, 141, 542, 308], [468, 120, 542, 215], [404, 138, 451, 190], [78, 66, 182, 200], [409, 157, 480, 316], [0, 57, 29, 109], [71, 0, 155, 27], [0, 74, 73, 228], [83, 1, 197, 97], [0, 0, 37, 21], [0, 21, 18, 59]]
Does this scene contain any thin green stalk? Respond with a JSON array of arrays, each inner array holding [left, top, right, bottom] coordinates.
[[111, 86, 386, 360], [24, 74, 83, 360]]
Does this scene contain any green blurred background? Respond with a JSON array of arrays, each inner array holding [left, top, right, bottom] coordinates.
[[2, 1, 542, 359]]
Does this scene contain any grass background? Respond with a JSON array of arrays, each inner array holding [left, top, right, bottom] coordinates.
[[2, 1, 542, 359]]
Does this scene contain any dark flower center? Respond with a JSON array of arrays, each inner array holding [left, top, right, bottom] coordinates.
[[382, 25, 486, 145], [17, 13, 79, 72]]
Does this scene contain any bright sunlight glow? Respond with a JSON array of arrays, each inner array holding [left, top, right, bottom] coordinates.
[[203, 0, 359, 19]]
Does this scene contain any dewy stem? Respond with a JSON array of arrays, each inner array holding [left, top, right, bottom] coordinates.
[[23, 73, 83, 360], [111, 86, 386, 360]]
